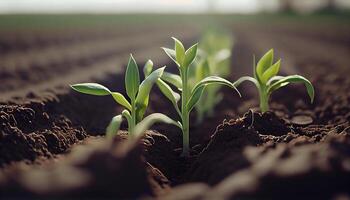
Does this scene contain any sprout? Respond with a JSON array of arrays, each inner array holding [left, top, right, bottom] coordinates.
[[71, 55, 180, 138], [160, 37, 241, 157], [234, 49, 315, 112]]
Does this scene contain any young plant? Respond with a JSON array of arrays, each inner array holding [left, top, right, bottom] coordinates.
[[71, 55, 180, 138], [191, 31, 233, 124], [160, 37, 241, 156], [233, 49, 315, 112]]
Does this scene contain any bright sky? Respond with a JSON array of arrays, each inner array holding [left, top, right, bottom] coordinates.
[[0, 0, 263, 14]]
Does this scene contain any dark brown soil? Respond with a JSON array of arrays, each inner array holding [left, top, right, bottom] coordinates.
[[1, 17, 350, 199]]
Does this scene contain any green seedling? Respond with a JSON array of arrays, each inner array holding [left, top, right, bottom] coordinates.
[[160, 37, 241, 156], [234, 49, 315, 112], [191, 30, 233, 124], [71, 55, 180, 138]]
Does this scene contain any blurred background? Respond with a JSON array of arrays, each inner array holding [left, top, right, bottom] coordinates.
[[0, 0, 349, 98]]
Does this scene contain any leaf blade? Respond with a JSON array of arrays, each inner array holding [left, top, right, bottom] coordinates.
[[134, 113, 181, 137], [135, 67, 165, 121], [192, 76, 241, 97], [125, 54, 140, 100], [162, 72, 182, 90], [261, 59, 281, 83], [111, 92, 132, 111], [71, 83, 111, 96], [172, 37, 185, 66], [267, 75, 315, 103], [256, 49, 274, 80], [184, 43, 198, 68]]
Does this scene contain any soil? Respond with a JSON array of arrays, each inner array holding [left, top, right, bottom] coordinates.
[[1, 17, 350, 199]]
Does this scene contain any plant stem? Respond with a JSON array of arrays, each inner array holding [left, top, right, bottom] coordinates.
[[130, 98, 136, 136], [259, 88, 269, 113], [180, 69, 190, 157]]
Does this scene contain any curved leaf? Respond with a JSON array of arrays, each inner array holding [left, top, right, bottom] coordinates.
[[233, 76, 260, 89], [172, 37, 185, 66], [157, 79, 181, 116], [184, 43, 198, 68], [125, 54, 140, 100], [256, 49, 274, 80], [192, 76, 241, 97], [71, 83, 111, 96], [106, 114, 123, 138], [162, 47, 179, 67], [134, 113, 182, 138], [187, 85, 206, 112], [266, 75, 285, 86], [135, 67, 165, 121], [261, 59, 281, 84], [111, 92, 131, 111], [143, 60, 153, 77], [267, 75, 315, 103], [162, 72, 182, 90]]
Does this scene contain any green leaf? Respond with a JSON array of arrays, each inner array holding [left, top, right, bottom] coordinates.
[[192, 76, 241, 97], [125, 54, 140, 100], [143, 60, 153, 77], [111, 92, 132, 111], [187, 85, 206, 112], [157, 79, 181, 115], [135, 67, 165, 122], [121, 109, 132, 131], [71, 83, 132, 110], [106, 114, 123, 138], [266, 75, 285, 86], [267, 75, 315, 103], [233, 76, 260, 89], [184, 43, 198, 68], [162, 72, 182, 90], [162, 47, 179, 67], [134, 113, 182, 137], [71, 83, 111, 96], [172, 37, 185, 66], [256, 49, 274, 80], [261, 59, 281, 84]]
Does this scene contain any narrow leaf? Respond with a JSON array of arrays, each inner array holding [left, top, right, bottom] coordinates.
[[233, 76, 260, 89], [111, 92, 132, 111], [261, 59, 281, 84], [184, 43, 198, 68], [256, 49, 274, 80], [162, 47, 180, 67], [162, 72, 182, 90], [134, 113, 182, 138], [172, 37, 185, 66], [125, 54, 140, 100], [157, 79, 181, 115], [135, 67, 165, 121], [143, 60, 153, 77], [267, 75, 315, 103], [71, 83, 111, 96], [266, 75, 285, 86], [192, 76, 241, 97]]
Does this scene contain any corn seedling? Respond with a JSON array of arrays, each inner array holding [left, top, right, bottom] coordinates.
[[191, 31, 233, 123], [160, 37, 241, 156], [71, 55, 180, 138], [233, 49, 315, 112]]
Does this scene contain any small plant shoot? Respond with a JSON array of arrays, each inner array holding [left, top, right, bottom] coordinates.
[[234, 49, 315, 112], [71, 55, 180, 138], [191, 30, 233, 124], [160, 37, 241, 157]]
